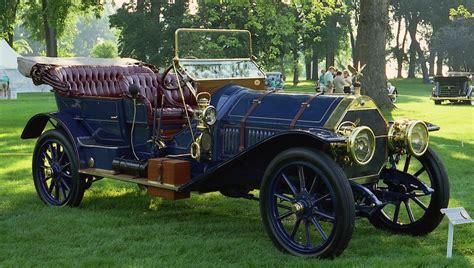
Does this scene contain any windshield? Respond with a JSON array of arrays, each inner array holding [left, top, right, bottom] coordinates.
[[180, 59, 264, 80], [175, 29, 252, 59]]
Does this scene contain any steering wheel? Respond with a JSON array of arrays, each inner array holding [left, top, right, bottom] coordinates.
[[160, 65, 182, 91]]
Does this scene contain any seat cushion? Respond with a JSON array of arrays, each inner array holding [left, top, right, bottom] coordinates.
[[46, 65, 155, 97]]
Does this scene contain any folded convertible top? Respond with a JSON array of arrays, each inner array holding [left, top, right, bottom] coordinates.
[[17, 56, 142, 78]]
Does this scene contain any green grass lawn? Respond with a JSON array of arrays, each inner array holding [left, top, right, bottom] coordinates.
[[1, 80, 473, 267]]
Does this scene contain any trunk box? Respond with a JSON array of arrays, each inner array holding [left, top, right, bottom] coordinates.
[[147, 158, 190, 200]]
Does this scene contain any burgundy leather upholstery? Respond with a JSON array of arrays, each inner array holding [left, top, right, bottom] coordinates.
[[120, 73, 196, 127], [47, 65, 154, 97], [44, 64, 197, 134]]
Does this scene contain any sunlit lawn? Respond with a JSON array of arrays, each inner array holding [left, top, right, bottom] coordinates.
[[0, 79, 473, 266]]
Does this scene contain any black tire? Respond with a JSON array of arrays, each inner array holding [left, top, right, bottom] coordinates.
[[369, 147, 449, 235], [392, 90, 398, 103], [32, 129, 86, 207], [260, 148, 355, 258], [434, 100, 442, 105]]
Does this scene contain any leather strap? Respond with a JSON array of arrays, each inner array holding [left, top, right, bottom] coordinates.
[[289, 93, 321, 129], [239, 90, 275, 151]]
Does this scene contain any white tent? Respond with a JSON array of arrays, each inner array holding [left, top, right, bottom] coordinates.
[[0, 39, 50, 94]]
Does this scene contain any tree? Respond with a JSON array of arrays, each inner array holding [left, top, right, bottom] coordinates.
[[357, 0, 394, 109], [90, 41, 118, 58], [0, 0, 21, 46], [432, 18, 473, 72], [110, 0, 191, 67], [21, 0, 102, 57]]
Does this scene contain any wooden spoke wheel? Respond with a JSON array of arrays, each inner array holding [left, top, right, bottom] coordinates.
[[369, 147, 449, 235], [260, 148, 355, 258], [32, 130, 85, 207]]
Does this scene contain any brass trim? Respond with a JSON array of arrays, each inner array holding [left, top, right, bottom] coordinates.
[[323, 95, 388, 131]]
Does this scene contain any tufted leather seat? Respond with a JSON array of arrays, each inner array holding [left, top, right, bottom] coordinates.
[[46, 65, 155, 97], [43, 65, 197, 136], [119, 73, 197, 128]]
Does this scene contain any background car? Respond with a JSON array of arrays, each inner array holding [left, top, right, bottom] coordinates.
[[265, 71, 284, 90], [431, 71, 473, 105]]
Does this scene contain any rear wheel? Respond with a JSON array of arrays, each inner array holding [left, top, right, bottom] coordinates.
[[32, 129, 85, 207], [369, 148, 449, 235], [260, 148, 355, 258], [434, 100, 442, 105]]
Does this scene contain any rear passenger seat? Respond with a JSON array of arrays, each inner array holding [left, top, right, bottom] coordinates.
[[38, 64, 197, 134]]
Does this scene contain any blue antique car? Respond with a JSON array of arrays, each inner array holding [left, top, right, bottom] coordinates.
[[20, 29, 449, 258]]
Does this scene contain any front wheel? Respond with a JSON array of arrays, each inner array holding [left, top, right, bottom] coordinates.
[[369, 148, 449, 235], [260, 148, 355, 258], [32, 129, 85, 207]]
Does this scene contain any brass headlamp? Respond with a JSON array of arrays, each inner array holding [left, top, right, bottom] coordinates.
[[190, 92, 216, 161], [335, 122, 376, 165], [388, 119, 429, 156]]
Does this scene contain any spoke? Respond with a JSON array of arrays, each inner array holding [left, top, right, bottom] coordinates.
[[310, 217, 328, 241], [403, 154, 411, 172], [413, 167, 426, 177], [42, 175, 52, 182], [59, 178, 71, 191], [290, 219, 301, 239], [274, 193, 295, 203], [42, 152, 53, 165], [60, 162, 70, 170], [313, 193, 330, 204], [48, 181, 55, 194], [59, 181, 67, 201], [282, 173, 298, 195], [48, 144, 56, 162], [54, 181, 60, 201], [61, 172, 72, 179], [277, 210, 295, 220], [277, 204, 291, 210], [57, 144, 65, 163], [298, 166, 306, 192], [313, 209, 335, 222], [404, 200, 415, 223], [309, 175, 318, 193], [393, 201, 401, 223], [304, 220, 312, 247], [410, 196, 428, 211]]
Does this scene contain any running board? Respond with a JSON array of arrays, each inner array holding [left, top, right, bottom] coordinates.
[[79, 168, 180, 191]]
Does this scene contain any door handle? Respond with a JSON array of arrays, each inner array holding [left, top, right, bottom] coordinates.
[[110, 115, 118, 120]]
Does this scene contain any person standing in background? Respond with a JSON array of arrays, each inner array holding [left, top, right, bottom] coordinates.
[[318, 69, 326, 92], [333, 71, 345, 93], [324, 66, 335, 93], [343, 70, 352, 94]]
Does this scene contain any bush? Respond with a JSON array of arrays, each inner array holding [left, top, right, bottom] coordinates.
[[90, 41, 118, 58]]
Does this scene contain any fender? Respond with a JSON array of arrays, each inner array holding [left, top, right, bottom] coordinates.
[[180, 130, 343, 193], [21, 112, 91, 168]]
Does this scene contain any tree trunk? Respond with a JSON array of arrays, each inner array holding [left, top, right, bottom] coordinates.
[[407, 45, 416, 78], [311, 48, 318, 81], [407, 18, 429, 83], [325, 50, 335, 69], [7, 33, 14, 47], [356, 0, 393, 109], [436, 54, 443, 76], [42, 0, 58, 57], [428, 50, 435, 77], [305, 56, 311, 80], [292, 50, 299, 86], [350, 29, 357, 68], [279, 53, 285, 81], [6, 0, 20, 47]]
